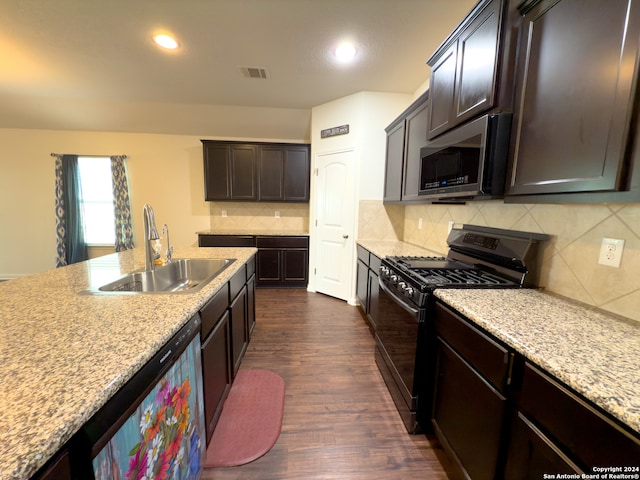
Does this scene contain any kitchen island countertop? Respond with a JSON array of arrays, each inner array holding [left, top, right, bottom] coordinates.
[[434, 288, 640, 435], [0, 246, 256, 480]]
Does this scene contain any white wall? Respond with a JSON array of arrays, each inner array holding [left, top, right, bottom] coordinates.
[[309, 91, 411, 201], [307, 91, 412, 297], [0, 90, 412, 282], [0, 128, 306, 278]]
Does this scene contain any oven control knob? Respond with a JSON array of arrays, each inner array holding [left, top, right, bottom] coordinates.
[[390, 274, 398, 284], [398, 282, 414, 297], [380, 266, 389, 276]]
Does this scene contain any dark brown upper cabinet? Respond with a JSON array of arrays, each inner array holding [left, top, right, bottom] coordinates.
[[505, 0, 640, 200], [202, 141, 310, 202], [258, 145, 310, 202], [383, 120, 405, 203], [402, 98, 430, 201], [383, 91, 430, 203], [203, 143, 257, 201], [427, 0, 505, 139]]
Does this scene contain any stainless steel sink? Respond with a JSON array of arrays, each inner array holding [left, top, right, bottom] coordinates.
[[83, 258, 235, 294]]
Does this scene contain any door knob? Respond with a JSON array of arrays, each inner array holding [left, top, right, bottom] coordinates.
[[343, 234, 349, 239]]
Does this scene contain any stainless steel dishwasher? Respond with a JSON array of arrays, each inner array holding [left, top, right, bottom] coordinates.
[[73, 313, 206, 479]]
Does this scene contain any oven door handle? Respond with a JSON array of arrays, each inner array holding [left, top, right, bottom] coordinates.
[[379, 279, 420, 317]]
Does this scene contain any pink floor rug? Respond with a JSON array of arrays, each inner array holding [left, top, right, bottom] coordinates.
[[204, 369, 286, 468]]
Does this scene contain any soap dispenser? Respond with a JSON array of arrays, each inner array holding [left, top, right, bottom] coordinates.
[[153, 239, 163, 265]]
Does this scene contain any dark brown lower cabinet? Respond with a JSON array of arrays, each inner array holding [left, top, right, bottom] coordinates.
[[198, 234, 308, 288], [247, 273, 256, 335], [432, 338, 508, 480], [366, 257, 380, 330], [506, 362, 640, 473], [257, 249, 280, 284], [199, 283, 231, 444], [283, 249, 307, 282], [432, 301, 640, 479], [504, 412, 581, 478], [356, 258, 368, 308], [200, 310, 231, 444], [32, 448, 72, 480], [199, 257, 256, 445], [256, 236, 308, 287], [230, 284, 248, 377], [432, 301, 512, 479], [355, 245, 380, 332]]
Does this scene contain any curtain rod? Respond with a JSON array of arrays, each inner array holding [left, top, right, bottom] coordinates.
[[50, 153, 127, 158]]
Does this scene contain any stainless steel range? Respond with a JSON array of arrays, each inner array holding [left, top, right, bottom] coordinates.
[[374, 224, 549, 433]]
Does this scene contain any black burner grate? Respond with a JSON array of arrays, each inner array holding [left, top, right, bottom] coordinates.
[[412, 268, 513, 287], [384, 255, 518, 288]]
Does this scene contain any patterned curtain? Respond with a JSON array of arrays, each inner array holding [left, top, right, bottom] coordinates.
[[54, 154, 88, 267], [111, 155, 135, 251], [54, 155, 66, 267]]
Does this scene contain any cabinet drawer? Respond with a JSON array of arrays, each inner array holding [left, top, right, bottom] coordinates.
[[369, 253, 381, 272], [33, 448, 72, 480], [504, 412, 581, 478], [229, 266, 246, 300], [199, 235, 255, 247], [246, 254, 256, 278], [357, 245, 370, 265], [433, 338, 507, 480], [434, 302, 510, 390], [519, 362, 640, 468], [256, 235, 308, 248], [200, 284, 229, 339]]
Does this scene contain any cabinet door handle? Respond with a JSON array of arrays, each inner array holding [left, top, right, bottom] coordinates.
[[343, 234, 349, 239], [506, 352, 515, 386]]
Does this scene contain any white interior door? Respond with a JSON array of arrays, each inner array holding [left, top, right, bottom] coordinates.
[[314, 149, 355, 301]]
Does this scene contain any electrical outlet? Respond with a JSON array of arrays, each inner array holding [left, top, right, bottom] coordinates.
[[598, 237, 625, 268], [221, 209, 227, 218], [275, 210, 280, 218], [418, 217, 423, 230]]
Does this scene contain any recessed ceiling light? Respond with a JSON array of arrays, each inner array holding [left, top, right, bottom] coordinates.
[[334, 42, 357, 62], [153, 34, 179, 50]]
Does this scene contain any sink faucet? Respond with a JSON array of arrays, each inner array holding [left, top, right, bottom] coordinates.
[[143, 204, 160, 271], [162, 224, 173, 264]]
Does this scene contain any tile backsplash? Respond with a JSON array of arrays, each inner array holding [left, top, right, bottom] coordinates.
[[209, 202, 310, 233], [358, 199, 640, 323]]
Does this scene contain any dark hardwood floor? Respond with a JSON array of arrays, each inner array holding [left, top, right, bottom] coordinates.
[[202, 288, 457, 480]]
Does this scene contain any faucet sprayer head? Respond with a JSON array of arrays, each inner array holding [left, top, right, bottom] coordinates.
[[143, 204, 160, 240]]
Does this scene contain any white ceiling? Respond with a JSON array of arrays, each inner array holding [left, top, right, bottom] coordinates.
[[0, 0, 476, 137]]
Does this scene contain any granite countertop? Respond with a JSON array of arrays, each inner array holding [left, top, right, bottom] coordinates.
[[358, 238, 639, 435], [197, 229, 309, 236], [0, 246, 256, 480], [357, 239, 441, 259], [434, 289, 640, 435]]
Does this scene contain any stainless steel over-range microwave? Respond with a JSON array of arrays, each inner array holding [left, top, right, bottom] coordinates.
[[419, 113, 512, 201]]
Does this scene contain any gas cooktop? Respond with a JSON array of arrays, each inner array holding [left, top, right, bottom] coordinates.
[[380, 225, 550, 302], [384, 255, 517, 288]]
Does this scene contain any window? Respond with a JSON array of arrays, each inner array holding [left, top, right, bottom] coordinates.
[[77, 157, 115, 245]]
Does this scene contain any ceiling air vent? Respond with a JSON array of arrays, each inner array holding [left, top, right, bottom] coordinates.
[[239, 66, 270, 79]]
